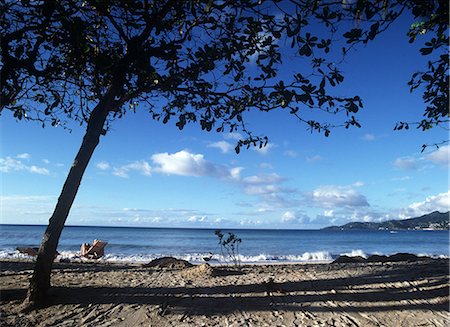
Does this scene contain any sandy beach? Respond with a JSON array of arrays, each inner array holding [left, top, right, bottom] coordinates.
[[1, 258, 449, 326]]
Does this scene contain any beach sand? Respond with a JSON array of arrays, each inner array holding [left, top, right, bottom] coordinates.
[[1, 258, 449, 326]]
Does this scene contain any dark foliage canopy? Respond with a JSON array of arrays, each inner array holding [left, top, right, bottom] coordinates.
[[1, 0, 448, 151]]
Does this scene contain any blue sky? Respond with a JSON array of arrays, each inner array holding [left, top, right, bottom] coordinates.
[[1, 15, 449, 229]]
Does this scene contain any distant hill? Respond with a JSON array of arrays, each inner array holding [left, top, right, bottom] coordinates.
[[323, 211, 450, 231]]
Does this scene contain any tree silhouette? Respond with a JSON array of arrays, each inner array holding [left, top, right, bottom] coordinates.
[[1, 0, 447, 307]]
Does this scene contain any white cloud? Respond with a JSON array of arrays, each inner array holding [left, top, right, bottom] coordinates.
[[105, 150, 295, 210], [306, 155, 323, 163], [208, 141, 233, 154], [281, 211, 310, 224], [259, 162, 273, 169], [244, 184, 284, 196], [393, 147, 448, 171], [113, 168, 129, 178], [426, 145, 449, 167], [29, 166, 50, 175], [324, 210, 334, 217], [284, 150, 299, 158], [96, 161, 111, 171], [281, 211, 297, 223], [391, 176, 412, 182], [239, 218, 262, 226], [230, 170, 295, 208], [251, 143, 274, 155], [152, 150, 225, 177], [0, 195, 56, 224], [113, 160, 152, 178], [42, 159, 50, 164], [362, 133, 376, 141], [242, 173, 284, 185], [187, 215, 208, 223], [307, 185, 369, 209], [108, 150, 232, 179], [400, 191, 450, 218], [224, 132, 243, 140], [0, 156, 50, 175], [71, 206, 216, 227], [16, 153, 31, 159], [229, 167, 243, 180], [393, 157, 420, 170]]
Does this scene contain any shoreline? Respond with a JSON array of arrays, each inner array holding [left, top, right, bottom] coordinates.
[[1, 258, 449, 326], [2, 250, 448, 267]]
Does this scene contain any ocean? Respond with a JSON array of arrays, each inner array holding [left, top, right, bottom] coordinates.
[[1, 224, 448, 264]]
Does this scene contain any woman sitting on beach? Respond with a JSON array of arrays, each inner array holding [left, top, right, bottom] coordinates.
[[80, 239, 107, 259]]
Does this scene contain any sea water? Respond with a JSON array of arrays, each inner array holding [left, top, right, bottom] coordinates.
[[0, 224, 448, 264]]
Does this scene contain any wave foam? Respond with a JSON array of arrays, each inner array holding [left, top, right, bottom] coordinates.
[[341, 249, 368, 258], [1, 248, 447, 264]]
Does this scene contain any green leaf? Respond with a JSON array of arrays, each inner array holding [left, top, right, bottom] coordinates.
[[419, 47, 433, 55], [299, 44, 312, 56]]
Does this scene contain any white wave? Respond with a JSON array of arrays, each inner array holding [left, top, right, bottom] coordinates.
[[0, 249, 35, 260], [101, 251, 334, 264], [417, 253, 450, 259], [52, 251, 335, 264], [341, 249, 368, 258], [2, 248, 447, 264]]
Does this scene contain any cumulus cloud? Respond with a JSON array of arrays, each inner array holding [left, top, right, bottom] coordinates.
[[78, 206, 217, 227], [224, 132, 243, 140], [251, 143, 274, 155], [96, 161, 111, 171], [0, 156, 50, 175], [229, 167, 244, 181], [323, 210, 334, 217], [393, 157, 421, 170], [393, 147, 448, 171], [103, 149, 295, 210], [426, 145, 449, 167], [208, 141, 233, 154], [400, 191, 450, 218], [109, 151, 231, 179], [16, 153, 31, 159], [244, 184, 284, 196], [230, 171, 296, 208], [307, 184, 369, 209], [152, 150, 227, 177], [242, 173, 285, 185], [281, 211, 297, 223], [187, 215, 208, 223], [239, 218, 263, 226], [113, 160, 152, 178], [281, 211, 310, 224], [29, 166, 50, 175]]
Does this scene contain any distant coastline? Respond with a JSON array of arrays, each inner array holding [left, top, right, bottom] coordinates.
[[323, 211, 450, 231]]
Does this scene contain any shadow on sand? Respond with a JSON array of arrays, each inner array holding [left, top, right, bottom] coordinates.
[[1, 259, 448, 315]]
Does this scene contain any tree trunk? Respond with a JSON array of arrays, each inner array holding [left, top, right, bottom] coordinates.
[[23, 96, 113, 308]]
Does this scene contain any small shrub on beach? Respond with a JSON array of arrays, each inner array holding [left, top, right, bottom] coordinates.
[[214, 230, 242, 267]]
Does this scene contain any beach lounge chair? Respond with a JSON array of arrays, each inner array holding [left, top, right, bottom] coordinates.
[[16, 247, 60, 259], [16, 247, 39, 256], [80, 239, 108, 259]]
